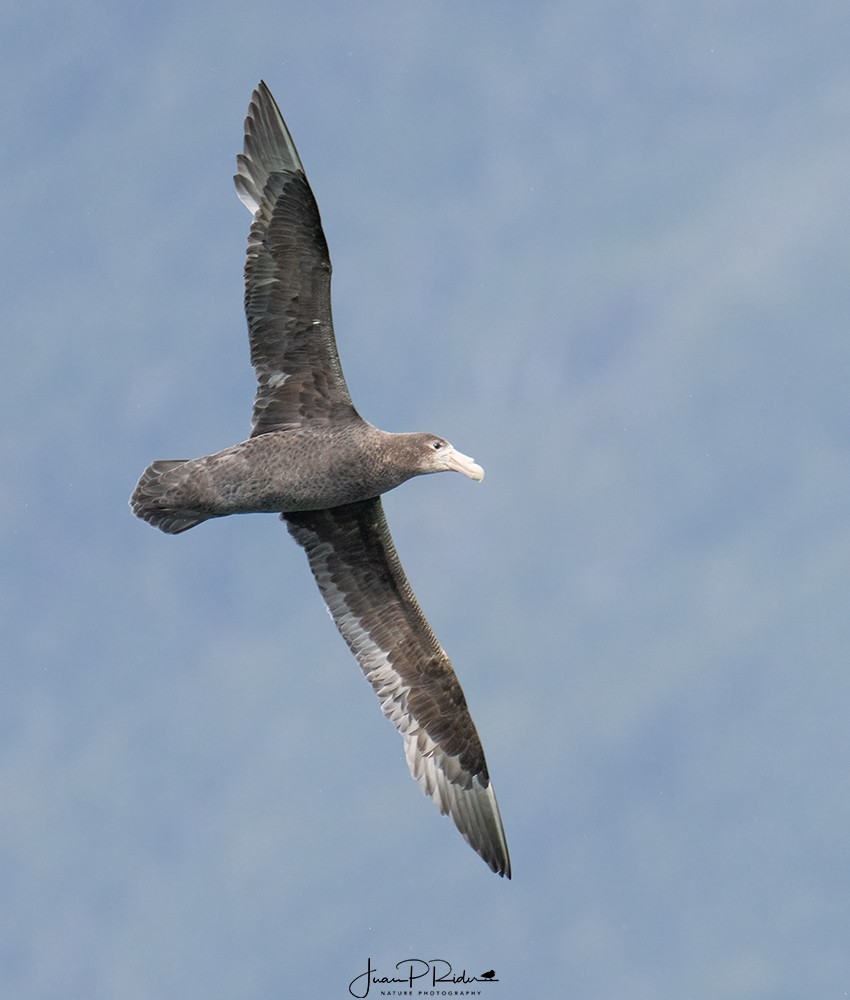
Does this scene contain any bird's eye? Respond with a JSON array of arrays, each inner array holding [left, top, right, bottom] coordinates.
[[432, 440, 443, 450]]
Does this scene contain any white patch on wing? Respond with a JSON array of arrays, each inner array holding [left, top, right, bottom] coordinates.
[[267, 372, 289, 389], [236, 186, 260, 216]]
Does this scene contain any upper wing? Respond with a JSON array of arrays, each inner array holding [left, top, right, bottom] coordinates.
[[284, 498, 511, 878], [235, 82, 358, 435]]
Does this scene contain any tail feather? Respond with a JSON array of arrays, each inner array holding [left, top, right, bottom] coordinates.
[[130, 460, 211, 534]]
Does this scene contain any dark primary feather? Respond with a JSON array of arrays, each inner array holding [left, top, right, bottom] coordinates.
[[235, 82, 357, 434], [285, 498, 511, 878]]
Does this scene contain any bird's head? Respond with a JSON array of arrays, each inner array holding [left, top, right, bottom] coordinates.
[[398, 433, 485, 481]]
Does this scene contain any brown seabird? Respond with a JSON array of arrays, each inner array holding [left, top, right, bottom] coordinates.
[[131, 82, 510, 878]]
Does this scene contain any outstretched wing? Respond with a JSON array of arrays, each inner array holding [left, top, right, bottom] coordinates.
[[235, 81, 358, 434], [284, 498, 511, 878]]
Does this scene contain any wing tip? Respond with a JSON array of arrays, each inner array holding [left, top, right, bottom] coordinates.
[[234, 79, 305, 215], [466, 775, 512, 879], [409, 740, 511, 878]]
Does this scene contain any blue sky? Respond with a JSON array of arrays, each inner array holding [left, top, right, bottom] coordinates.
[[4, 2, 850, 997]]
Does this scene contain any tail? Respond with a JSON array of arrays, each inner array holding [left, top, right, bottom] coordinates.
[[130, 460, 212, 534]]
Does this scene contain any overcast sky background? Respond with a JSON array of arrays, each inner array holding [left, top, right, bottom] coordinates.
[[4, 2, 850, 998]]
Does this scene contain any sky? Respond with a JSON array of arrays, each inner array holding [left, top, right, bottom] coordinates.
[[4, 2, 850, 998]]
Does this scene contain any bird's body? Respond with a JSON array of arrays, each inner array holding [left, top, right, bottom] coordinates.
[[131, 82, 510, 878], [133, 425, 478, 533]]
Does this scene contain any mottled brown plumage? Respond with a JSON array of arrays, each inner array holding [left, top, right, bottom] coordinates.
[[130, 82, 510, 877]]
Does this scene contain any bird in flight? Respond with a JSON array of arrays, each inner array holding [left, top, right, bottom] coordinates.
[[131, 82, 510, 878]]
